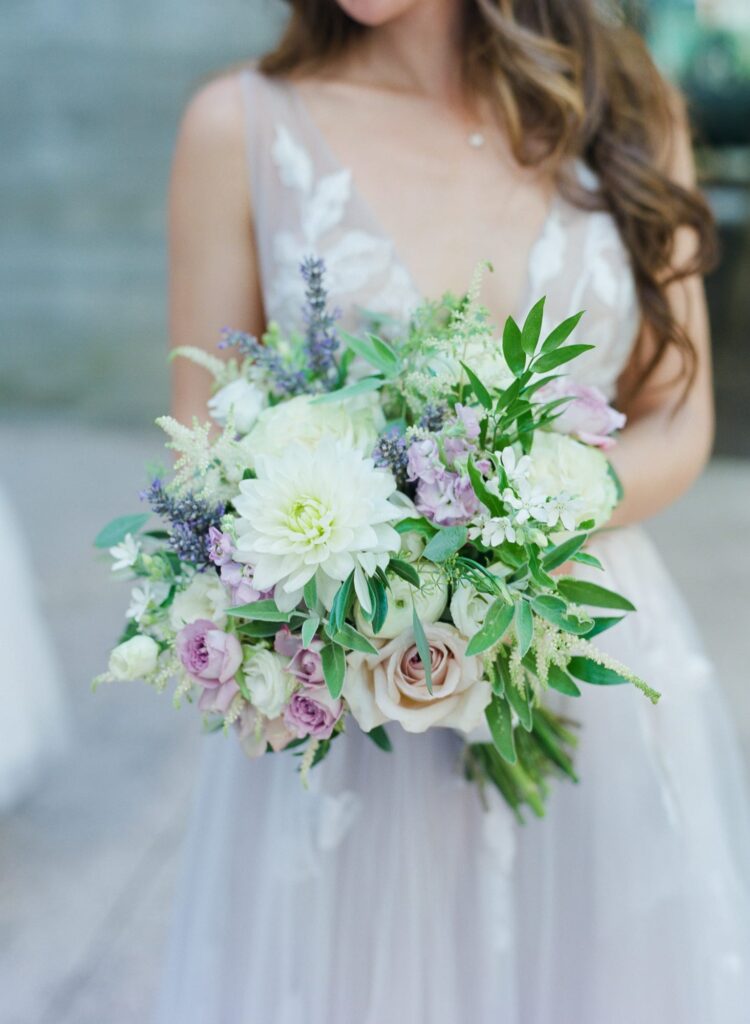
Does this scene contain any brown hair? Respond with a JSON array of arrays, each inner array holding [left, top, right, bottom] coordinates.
[[260, 0, 717, 401]]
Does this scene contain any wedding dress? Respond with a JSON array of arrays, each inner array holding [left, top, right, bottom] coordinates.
[[154, 69, 750, 1023]]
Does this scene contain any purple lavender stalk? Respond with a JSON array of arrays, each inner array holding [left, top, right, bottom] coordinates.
[[142, 480, 225, 568], [300, 256, 340, 387]]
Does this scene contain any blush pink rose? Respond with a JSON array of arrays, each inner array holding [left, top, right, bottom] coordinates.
[[274, 626, 325, 687], [537, 377, 626, 450], [345, 622, 490, 734]]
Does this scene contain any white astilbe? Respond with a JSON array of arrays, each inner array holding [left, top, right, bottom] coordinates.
[[155, 415, 254, 503], [170, 345, 239, 387]]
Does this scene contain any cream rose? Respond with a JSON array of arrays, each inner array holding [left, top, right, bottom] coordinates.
[[527, 431, 618, 530], [345, 622, 490, 734], [450, 562, 511, 640], [354, 560, 448, 640], [169, 572, 230, 630], [243, 393, 383, 466], [208, 377, 268, 435], [243, 649, 295, 719], [108, 635, 160, 681]]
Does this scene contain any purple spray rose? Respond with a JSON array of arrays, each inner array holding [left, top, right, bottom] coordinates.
[[283, 687, 342, 740], [274, 626, 325, 687], [537, 378, 626, 450], [176, 619, 242, 686]]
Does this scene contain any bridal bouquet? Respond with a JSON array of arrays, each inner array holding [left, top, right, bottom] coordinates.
[[95, 259, 658, 820]]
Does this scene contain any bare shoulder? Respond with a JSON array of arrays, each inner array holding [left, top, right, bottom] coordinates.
[[176, 71, 247, 154]]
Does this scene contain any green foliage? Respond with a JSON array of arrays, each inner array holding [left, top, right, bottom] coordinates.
[[321, 642, 346, 699], [365, 725, 393, 752], [422, 525, 468, 563], [465, 600, 515, 656], [94, 513, 150, 549], [412, 607, 433, 694]]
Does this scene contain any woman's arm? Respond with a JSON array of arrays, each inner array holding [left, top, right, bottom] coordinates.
[[168, 74, 265, 423], [608, 102, 715, 529]]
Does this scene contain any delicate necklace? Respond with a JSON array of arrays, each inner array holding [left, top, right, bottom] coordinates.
[[467, 130, 486, 149]]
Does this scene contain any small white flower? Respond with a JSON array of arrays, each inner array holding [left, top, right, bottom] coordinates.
[[126, 581, 169, 623], [234, 438, 402, 613], [479, 516, 517, 547], [109, 533, 141, 572], [502, 483, 549, 526], [208, 377, 268, 435], [497, 446, 532, 487]]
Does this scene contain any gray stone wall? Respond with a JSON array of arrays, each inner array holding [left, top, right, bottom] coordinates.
[[0, 0, 286, 426]]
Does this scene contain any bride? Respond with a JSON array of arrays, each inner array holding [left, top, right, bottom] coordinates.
[[157, 2, 750, 1021]]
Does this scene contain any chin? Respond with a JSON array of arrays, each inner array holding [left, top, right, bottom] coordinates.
[[336, 0, 423, 27]]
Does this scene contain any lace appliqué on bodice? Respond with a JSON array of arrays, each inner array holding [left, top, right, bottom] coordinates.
[[242, 70, 640, 400]]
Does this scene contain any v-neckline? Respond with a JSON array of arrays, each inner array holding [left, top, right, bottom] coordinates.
[[283, 76, 562, 325]]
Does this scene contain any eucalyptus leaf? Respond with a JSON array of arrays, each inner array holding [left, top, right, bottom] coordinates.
[[226, 599, 290, 622], [236, 621, 281, 638], [485, 695, 517, 764], [303, 575, 318, 610], [514, 600, 534, 658], [556, 579, 636, 611], [465, 600, 514, 656], [333, 623, 379, 655], [321, 642, 347, 699], [422, 525, 468, 563], [412, 607, 433, 694], [301, 615, 320, 649], [395, 516, 437, 538], [94, 513, 150, 549], [388, 558, 421, 588]]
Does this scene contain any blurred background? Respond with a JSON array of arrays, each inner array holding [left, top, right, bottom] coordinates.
[[0, 2, 748, 1021]]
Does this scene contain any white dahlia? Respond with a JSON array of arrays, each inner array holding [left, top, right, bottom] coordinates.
[[233, 439, 402, 612]]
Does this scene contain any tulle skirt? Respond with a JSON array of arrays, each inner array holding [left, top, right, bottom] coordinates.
[[154, 526, 750, 1023]]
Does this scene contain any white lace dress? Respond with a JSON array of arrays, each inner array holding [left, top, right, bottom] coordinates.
[[154, 69, 750, 1024]]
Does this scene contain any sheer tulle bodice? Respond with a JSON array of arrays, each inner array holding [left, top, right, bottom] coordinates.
[[155, 69, 750, 1024]]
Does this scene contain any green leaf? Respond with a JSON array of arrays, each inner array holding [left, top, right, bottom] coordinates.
[[311, 375, 384, 404], [388, 558, 421, 588], [226, 599, 290, 622], [422, 525, 468, 563], [365, 725, 393, 752], [556, 579, 636, 611], [521, 296, 545, 355], [608, 461, 625, 502], [485, 695, 517, 764], [505, 678, 533, 730], [571, 551, 603, 570], [395, 516, 437, 538], [531, 596, 593, 635], [333, 623, 379, 655], [459, 361, 492, 409], [303, 575, 318, 610], [584, 616, 624, 638], [532, 344, 595, 373], [502, 316, 526, 377], [329, 573, 354, 634], [366, 576, 389, 635], [236, 621, 281, 638], [412, 607, 433, 694], [514, 601, 534, 658], [547, 664, 581, 697], [341, 330, 400, 377], [528, 547, 554, 588], [541, 310, 584, 352], [567, 656, 630, 687], [94, 513, 150, 549], [465, 600, 514, 656], [491, 650, 511, 696], [301, 615, 320, 649], [321, 642, 347, 699], [467, 455, 504, 517]]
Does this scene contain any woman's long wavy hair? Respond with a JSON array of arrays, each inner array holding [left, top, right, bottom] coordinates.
[[260, 0, 717, 401]]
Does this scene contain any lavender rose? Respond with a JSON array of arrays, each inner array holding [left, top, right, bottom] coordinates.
[[537, 377, 625, 450], [283, 687, 342, 740], [176, 619, 242, 687], [274, 626, 325, 687], [345, 622, 490, 734]]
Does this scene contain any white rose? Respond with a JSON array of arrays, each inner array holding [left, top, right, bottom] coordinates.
[[345, 622, 490, 734], [244, 393, 383, 466], [108, 635, 160, 681], [243, 649, 295, 719], [354, 560, 448, 640], [425, 337, 514, 394], [398, 530, 426, 563], [208, 378, 268, 435], [449, 562, 511, 639], [527, 431, 618, 530], [169, 572, 229, 630]]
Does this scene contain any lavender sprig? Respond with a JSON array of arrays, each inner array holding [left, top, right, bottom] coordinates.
[[373, 429, 411, 491], [300, 256, 340, 387], [142, 480, 225, 568], [418, 403, 447, 432], [220, 329, 307, 398]]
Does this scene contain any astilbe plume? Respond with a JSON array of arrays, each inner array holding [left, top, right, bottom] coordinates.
[[300, 256, 340, 387], [142, 479, 225, 568]]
